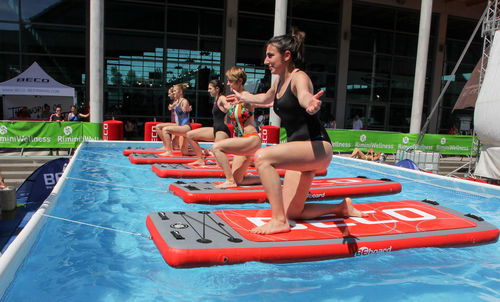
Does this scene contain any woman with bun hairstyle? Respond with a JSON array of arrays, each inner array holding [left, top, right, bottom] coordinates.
[[226, 28, 363, 234], [186, 79, 231, 166]]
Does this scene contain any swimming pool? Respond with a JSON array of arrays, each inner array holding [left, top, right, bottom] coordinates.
[[1, 141, 499, 301]]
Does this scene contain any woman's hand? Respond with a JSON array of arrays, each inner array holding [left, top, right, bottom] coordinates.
[[168, 99, 179, 110], [305, 90, 324, 115], [226, 89, 243, 105]]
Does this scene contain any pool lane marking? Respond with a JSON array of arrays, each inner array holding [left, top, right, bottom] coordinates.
[[76, 157, 151, 171], [66, 176, 169, 193], [78, 149, 125, 159], [41, 213, 152, 240]]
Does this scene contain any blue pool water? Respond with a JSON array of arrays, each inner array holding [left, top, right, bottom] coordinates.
[[1, 142, 500, 301]]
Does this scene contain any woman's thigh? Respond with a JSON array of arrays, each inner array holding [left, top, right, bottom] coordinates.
[[166, 125, 191, 136], [255, 141, 332, 172], [213, 136, 261, 156], [187, 127, 214, 141], [214, 131, 230, 142]]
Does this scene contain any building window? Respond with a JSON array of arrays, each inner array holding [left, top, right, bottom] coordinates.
[[349, 3, 436, 132]]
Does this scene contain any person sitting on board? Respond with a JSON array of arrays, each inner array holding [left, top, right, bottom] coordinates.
[[226, 28, 364, 234], [156, 86, 181, 150], [158, 83, 194, 157], [350, 147, 382, 162], [212, 66, 263, 188], [186, 79, 232, 166]]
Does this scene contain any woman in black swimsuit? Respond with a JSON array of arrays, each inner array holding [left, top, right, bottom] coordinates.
[[185, 79, 231, 166], [227, 28, 363, 234]]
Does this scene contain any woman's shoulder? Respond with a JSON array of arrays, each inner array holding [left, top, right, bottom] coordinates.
[[292, 69, 310, 82], [291, 69, 313, 91], [218, 94, 227, 102]]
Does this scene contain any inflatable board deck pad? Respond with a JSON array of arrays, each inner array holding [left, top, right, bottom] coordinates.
[[123, 147, 182, 156], [152, 163, 327, 178], [146, 199, 499, 268], [169, 177, 402, 204], [129, 153, 225, 164]]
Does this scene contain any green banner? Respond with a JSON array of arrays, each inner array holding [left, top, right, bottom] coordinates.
[[0, 121, 102, 148], [279, 128, 476, 155]]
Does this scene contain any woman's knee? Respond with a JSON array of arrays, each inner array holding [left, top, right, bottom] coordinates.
[[212, 142, 223, 153], [286, 205, 305, 220], [162, 127, 171, 135], [254, 148, 270, 169]]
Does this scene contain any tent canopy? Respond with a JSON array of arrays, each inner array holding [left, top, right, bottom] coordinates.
[[0, 62, 75, 97], [0, 62, 76, 119]]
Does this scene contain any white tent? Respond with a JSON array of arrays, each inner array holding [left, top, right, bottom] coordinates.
[[0, 62, 76, 119], [474, 30, 500, 180]]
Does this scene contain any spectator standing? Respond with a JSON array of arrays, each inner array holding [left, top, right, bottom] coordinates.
[[352, 114, 363, 130], [67, 105, 90, 121], [41, 104, 51, 120], [49, 105, 64, 121]]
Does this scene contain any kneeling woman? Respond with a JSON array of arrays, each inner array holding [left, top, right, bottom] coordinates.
[[212, 66, 261, 188], [158, 83, 193, 157], [227, 29, 363, 234], [186, 79, 231, 166]]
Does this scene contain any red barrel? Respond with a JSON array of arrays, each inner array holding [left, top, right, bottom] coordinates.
[[260, 125, 280, 144], [144, 121, 162, 141], [227, 123, 234, 137], [190, 122, 202, 130], [103, 120, 123, 141]]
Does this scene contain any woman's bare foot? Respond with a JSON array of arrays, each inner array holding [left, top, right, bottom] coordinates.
[[202, 149, 214, 158], [215, 180, 238, 188], [158, 151, 174, 157], [181, 151, 196, 156], [187, 159, 205, 166], [251, 219, 291, 235], [341, 197, 365, 217]]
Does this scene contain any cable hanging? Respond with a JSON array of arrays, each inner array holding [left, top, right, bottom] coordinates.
[[42, 213, 151, 240]]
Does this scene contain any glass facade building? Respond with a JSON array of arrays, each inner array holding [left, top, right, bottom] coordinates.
[[0, 0, 483, 134]]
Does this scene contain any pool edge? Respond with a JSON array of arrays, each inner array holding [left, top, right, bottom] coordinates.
[[0, 142, 84, 298]]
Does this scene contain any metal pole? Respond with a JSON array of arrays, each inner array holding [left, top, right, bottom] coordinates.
[[467, 130, 478, 177], [409, 1, 433, 134], [89, 0, 104, 124], [269, 0, 288, 127]]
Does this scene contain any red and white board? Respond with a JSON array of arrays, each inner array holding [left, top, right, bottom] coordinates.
[[152, 163, 327, 178], [146, 199, 499, 268], [123, 147, 177, 156], [129, 153, 223, 164], [169, 177, 402, 204]]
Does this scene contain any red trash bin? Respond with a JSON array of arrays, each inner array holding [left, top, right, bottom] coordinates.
[[190, 122, 202, 130], [260, 125, 280, 144], [144, 121, 162, 141], [103, 120, 123, 141]]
